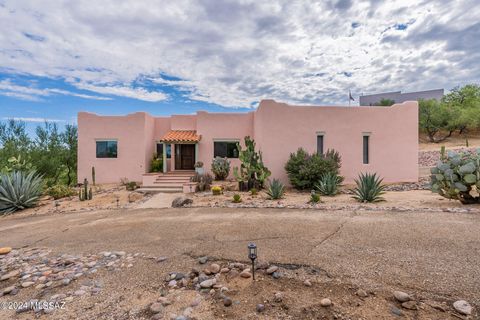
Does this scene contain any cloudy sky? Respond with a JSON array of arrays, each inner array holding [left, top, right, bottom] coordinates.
[[0, 0, 479, 126]]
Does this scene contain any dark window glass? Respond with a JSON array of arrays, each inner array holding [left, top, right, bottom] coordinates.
[[363, 136, 369, 164], [156, 143, 171, 158], [317, 135, 324, 155], [214, 141, 239, 158], [96, 140, 117, 158]]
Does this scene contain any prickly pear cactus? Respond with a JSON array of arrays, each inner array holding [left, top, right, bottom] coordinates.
[[430, 148, 480, 204]]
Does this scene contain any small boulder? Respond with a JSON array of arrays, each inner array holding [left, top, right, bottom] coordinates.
[[453, 300, 472, 316], [303, 280, 312, 287], [172, 197, 193, 208], [240, 270, 252, 278], [266, 266, 278, 274], [209, 264, 220, 274], [356, 289, 368, 298], [200, 279, 215, 288], [223, 297, 232, 307], [320, 298, 332, 307], [256, 304, 265, 312], [198, 256, 208, 264], [274, 292, 283, 303], [150, 302, 163, 314], [393, 291, 411, 302], [0, 247, 12, 255]]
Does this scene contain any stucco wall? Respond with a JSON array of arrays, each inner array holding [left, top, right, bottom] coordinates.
[[196, 111, 254, 178], [78, 100, 418, 185], [77, 112, 150, 184], [253, 100, 418, 184]]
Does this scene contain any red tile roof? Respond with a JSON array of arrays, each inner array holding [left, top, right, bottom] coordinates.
[[160, 130, 201, 142]]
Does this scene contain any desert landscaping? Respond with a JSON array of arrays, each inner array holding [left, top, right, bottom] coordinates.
[[1, 140, 479, 319]]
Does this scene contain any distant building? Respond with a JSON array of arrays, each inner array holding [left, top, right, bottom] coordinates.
[[359, 89, 444, 106]]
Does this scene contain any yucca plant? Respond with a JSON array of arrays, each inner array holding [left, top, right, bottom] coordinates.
[[266, 179, 285, 200], [315, 172, 342, 196], [0, 171, 44, 215], [351, 172, 385, 203]]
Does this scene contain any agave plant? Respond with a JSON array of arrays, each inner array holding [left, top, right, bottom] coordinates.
[[0, 171, 44, 215], [351, 172, 385, 203], [315, 172, 342, 196], [266, 179, 285, 200]]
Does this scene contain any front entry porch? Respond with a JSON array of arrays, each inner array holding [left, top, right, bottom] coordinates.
[[158, 130, 201, 173]]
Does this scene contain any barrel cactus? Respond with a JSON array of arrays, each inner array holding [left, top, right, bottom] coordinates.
[[430, 149, 480, 204]]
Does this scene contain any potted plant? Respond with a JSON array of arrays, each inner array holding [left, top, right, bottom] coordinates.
[[194, 161, 204, 174]]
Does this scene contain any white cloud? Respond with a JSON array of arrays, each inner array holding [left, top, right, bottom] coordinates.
[[74, 82, 168, 102], [1, 117, 64, 123], [0, 79, 112, 101], [0, 0, 479, 107]]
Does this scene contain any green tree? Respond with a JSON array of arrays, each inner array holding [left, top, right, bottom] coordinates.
[[374, 98, 395, 106], [0, 120, 32, 167], [419, 99, 456, 142], [61, 125, 78, 186], [442, 84, 480, 134]]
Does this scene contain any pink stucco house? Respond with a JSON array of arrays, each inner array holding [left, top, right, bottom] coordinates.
[[78, 99, 418, 190]]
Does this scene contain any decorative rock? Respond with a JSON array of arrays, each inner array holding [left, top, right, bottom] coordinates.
[[453, 300, 472, 316], [272, 271, 280, 279], [356, 289, 368, 298], [256, 304, 265, 312], [0, 247, 12, 255], [200, 279, 215, 288], [220, 268, 229, 273], [171, 196, 193, 208], [393, 291, 411, 302], [1, 270, 20, 281], [401, 301, 418, 310], [156, 256, 168, 263], [320, 298, 332, 307], [303, 280, 312, 287], [223, 297, 232, 307], [62, 278, 71, 286], [168, 280, 177, 287], [209, 263, 220, 274], [3, 286, 15, 294], [174, 273, 185, 280], [391, 306, 403, 316], [150, 302, 164, 314], [266, 266, 278, 274], [198, 256, 208, 264], [21, 281, 35, 288], [274, 292, 283, 303], [240, 270, 252, 278]]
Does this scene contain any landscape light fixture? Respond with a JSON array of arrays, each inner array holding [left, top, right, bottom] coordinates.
[[248, 243, 257, 280]]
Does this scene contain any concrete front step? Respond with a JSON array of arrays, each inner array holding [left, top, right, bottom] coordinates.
[[137, 187, 183, 193]]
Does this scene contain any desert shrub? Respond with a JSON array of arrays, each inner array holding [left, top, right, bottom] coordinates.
[[310, 190, 321, 203], [285, 148, 341, 190], [46, 184, 76, 199], [191, 173, 213, 192], [351, 172, 385, 203], [430, 148, 480, 204], [232, 193, 242, 203], [126, 181, 137, 191], [249, 188, 258, 196], [233, 137, 270, 190], [150, 153, 163, 172], [0, 171, 44, 215], [266, 179, 285, 200], [211, 157, 230, 180], [315, 172, 342, 196], [211, 185, 222, 195]]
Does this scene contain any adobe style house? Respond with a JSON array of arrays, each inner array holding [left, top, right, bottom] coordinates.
[[78, 99, 418, 190]]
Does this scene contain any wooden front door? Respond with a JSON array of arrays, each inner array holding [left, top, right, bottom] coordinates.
[[175, 144, 195, 170]]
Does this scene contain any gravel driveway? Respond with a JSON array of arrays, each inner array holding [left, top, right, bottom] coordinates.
[[1, 207, 479, 318]]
